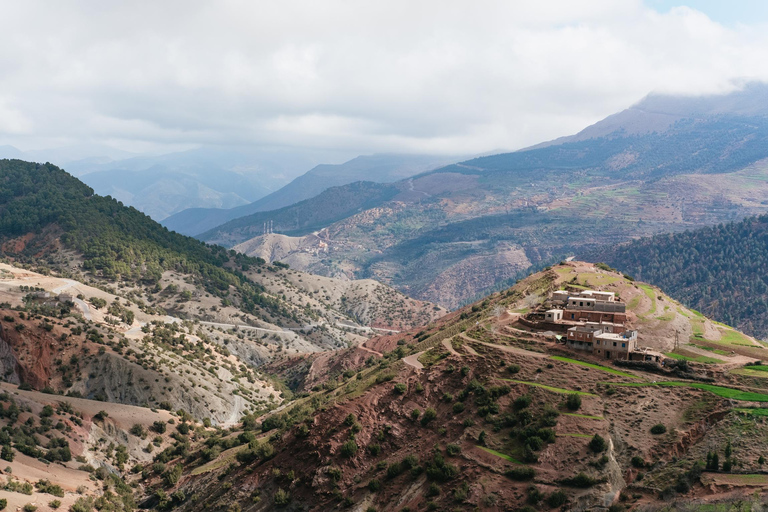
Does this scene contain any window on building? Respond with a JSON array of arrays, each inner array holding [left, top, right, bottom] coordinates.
[[622, 343, 626, 348]]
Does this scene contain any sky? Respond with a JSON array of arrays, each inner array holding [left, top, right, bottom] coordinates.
[[2, 0, 768, 158]]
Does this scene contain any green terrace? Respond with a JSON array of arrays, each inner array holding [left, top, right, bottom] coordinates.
[[606, 382, 768, 402], [549, 356, 641, 379], [501, 380, 598, 396], [477, 446, 522, 464]]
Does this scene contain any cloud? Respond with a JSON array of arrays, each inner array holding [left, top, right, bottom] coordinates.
[[1, 0, 768, 155]]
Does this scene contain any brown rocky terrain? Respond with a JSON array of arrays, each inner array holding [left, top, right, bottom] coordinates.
[[140, 263, 768, 511]]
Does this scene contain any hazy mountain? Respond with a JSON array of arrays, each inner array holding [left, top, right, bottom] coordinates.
[[162, 153, 463, 236], [205, 82, 768, 308]]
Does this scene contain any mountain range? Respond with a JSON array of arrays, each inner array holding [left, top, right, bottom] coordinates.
[[192, 83, 768, 308], [161, 153, 466, 236], [3, 133, 768, 509]]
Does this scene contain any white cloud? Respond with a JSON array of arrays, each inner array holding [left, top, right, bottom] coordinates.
[[1, 0, 768, 155]]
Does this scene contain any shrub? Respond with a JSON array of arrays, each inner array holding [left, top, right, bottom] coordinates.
[[340, 440, 358, 458], [368, 479, 381, 491], [421, 408, 437, 426], [130, 424, 147, 437], [507, 364, 521, 374], [23, 505, 37, 512], [566, 393, 582, 411], [0, 499, 6, 510], [506, 466, 536, 481], [452, 402, 465, 414], [273, 488, 290, 506], [344, 414, 356, 426], [410, 409, 421, 421], [513, 395, 532, 411], [650, 424, 667, 435], [589, 434, 607, 453], [547, 491, 568, 507], [386, 462, 403, 479], [393, 383, 407, 395], [560, 472, 602, 488], [367, 443, 381, 456], [426, 482, 440, 497], [48, 501, 61, 510], [152, 421, 167, 434], [446, 444, 461, 456], [631, 456, 645, 468]]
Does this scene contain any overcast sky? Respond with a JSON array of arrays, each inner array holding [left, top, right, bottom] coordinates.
[[2, 0, 768, 157]]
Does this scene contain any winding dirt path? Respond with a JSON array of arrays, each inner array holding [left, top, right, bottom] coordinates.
[[358, 343, 384, 357], [442, 338, 461, 356], [403, 351, 425, 370]]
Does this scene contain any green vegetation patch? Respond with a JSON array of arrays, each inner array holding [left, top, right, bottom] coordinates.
[[717, 328, 756, 346], [638, 284, 657, 317], [733, 408, 768, 417], [731, 368, 768, 379], [549, 355, 641, 379], [477, 446, 522, 464], [692, 344, 730, 355], [556, 433, 592, 438], [664, 352, 725, 364], [608, 381, 768, 402], [501, 379, 597, 396]]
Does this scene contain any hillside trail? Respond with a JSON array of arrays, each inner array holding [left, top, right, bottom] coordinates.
[[221, 394, 244, 427], [460, 333, 548, 359], [358, 343, 384, 357], [403, 351, 425, 370], [441, 338, 461, 356]]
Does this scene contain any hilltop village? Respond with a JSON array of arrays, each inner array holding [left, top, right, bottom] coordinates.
[[521, 287, 664, 363]]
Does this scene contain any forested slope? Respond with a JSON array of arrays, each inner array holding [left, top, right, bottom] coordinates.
[[0, 159, 285, 320], [587, 215, 768, 338]]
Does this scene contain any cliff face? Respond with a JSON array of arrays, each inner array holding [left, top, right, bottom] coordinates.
[[0, 323, 21, 385], [0, 318, 56, 388]]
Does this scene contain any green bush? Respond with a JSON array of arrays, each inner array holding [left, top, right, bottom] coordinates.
[[340, 440, 358, 458], [273, 488, 290, 506], [547, 490, 568, 507], [386, 462, 403, 479], [368, 479, 381, 491], [446, 444, 460, 456], [421, 408, 437, 426], [631, 456, 645, 468], [393, 383, 407, 395], [513, 395, 532, 411], [507, 364, 521, 374], [559, 472, 603, 488], [506, 466, 536, 480], [566, 393, 582, 411], [589, 434, 607, 453], [650, 424, 667, 435]]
